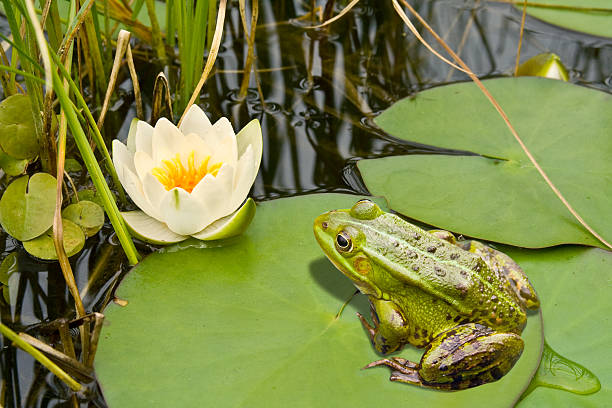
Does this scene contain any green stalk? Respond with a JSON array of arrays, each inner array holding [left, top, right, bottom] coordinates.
[[0, 65, 46, 83], [144, 0, 167, 64], [52, 68, 140, 265], [0, 323, 82, 391]]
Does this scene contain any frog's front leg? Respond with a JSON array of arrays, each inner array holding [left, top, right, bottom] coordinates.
[[357, 297, 410, 355], [366, 323, 524, 390]]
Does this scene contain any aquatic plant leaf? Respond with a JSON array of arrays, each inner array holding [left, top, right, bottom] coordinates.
[[0, 146, 28, 176], [359, 77, 611, 248], [517, 0, 612, 38], [96, 194, 542, 407], [0, 173, 57, 241], [22, 219, 85, 260], [0, 94, 40, 160], [504, 246, 610, 407], [0, 253, 17, 304], [62, 200, 105, 237]]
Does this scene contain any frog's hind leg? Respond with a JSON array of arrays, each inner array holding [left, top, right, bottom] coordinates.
[[366, 323, 524, 390]]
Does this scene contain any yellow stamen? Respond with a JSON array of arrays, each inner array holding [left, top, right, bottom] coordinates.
[[152, 151, 222, 193]]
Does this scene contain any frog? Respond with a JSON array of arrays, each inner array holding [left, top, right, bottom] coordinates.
[[313, 199, 540, 390]]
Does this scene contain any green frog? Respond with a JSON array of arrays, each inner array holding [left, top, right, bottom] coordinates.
[[313, 199, 539, 390]]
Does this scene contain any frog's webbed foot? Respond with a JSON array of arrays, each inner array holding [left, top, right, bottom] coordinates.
[[356, 312, 376, 341], [364, 357, 422, 386]]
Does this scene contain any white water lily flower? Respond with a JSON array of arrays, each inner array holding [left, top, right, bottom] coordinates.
[[112, 105, 262, 244]]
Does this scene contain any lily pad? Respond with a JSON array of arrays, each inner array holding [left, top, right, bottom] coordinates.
[[517, 1, 612, 39], [504, 246, 610, 407], [0, 94, 40, 160], [358, 77, 612, 248], [0, 173, 57, 241], [96, 194, 542, 407], [22, 218, 85, 260], [62, 200, 105, 237], [0, 147, 28, 176]]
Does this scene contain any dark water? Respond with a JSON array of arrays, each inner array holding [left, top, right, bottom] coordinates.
[[1, 0, 611, 406]]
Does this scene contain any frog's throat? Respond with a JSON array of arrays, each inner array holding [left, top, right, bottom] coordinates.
[[322, 252, 382, 298]]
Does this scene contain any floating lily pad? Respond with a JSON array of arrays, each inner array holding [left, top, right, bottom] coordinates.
[[0, 147, 28, 176], [504, 246, 610, 407], [0, 94, 40, 160], [62, 200, 105, 237], [0, 173, 57, 241], [96, 194, 542, 407], [517, 1, 612, 39], [22, 218, 85, 260], [358, 77, 612, 248]]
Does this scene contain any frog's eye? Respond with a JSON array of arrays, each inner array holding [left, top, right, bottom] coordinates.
[[335, 231, 353, 252], [350, 199, 383, 220]]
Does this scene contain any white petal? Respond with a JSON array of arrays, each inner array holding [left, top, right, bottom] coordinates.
[[211, 132, 238, 168], [142, 172, 168, 214], [184, 133, 213, 161], [229, 145, 256, 213], [135, 121, 154, 157], [179, 104, 212, 137], [235, 119, 262, 174], [122, 211, 187, 245], [151, 118, 188, 163], [158, 188, 215, 235], [121, 164, 162, 220], [126, 118, 138, 153], [112, 140, 136, 183], [133, 151, 156, 182], [190, 164, 234, 222]]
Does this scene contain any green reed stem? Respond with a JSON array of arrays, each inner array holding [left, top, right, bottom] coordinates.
[[52, 68, 140, 265], [0, 323, 82, 391]]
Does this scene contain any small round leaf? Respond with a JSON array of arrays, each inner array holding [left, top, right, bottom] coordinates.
[[22, 218, 85, 260], [0, 146, 28, 176], [0, 173, 57, 241], [0, 94, 40, 160], [62, 200, 105, 237]]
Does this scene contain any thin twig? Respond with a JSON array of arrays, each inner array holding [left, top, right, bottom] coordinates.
[[179, 0, 228, 125], [514, 0, 528, 76], [395, 0, 612, 249], [97, 29, 133, 129], [305, 0, 360, 29], [238, 0, 259, 98]]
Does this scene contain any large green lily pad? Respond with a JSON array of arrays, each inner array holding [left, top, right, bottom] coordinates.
[[0, 94, 40, 160], [96, 194, 542, 407], [506, 246, 610, 407], [517, 1, 612, 39], [0, 173, 57, 241], [358, 77, 611, 248]]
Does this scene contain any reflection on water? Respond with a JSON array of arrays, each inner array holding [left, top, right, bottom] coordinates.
[[1, 0, 611, 405]]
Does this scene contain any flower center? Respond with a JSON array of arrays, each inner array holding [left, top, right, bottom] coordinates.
[[152, 151, 222, 193]]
